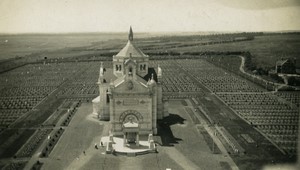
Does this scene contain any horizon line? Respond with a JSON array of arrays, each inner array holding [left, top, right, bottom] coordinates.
[[1, 30, 300, 35]]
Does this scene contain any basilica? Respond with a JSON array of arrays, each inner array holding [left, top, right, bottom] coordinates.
[[92, 27, 166, 146]]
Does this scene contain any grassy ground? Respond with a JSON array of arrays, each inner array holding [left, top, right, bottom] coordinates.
[[1, 33, 299, 70], [0, 129, 35, 158], [167, 34, 300, 69], [0, 33, 128, 60]]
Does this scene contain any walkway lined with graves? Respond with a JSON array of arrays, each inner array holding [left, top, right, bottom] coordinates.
[[174, 59, 298, 156], [0, 62, 101, 169]]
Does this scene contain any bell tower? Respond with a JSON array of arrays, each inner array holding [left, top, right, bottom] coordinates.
[[112, 27, 149, 78]]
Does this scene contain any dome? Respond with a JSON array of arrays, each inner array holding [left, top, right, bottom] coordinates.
[[147, 74, 156, 86], [157, 65, 162, 76], [149, 78, 156, 85]]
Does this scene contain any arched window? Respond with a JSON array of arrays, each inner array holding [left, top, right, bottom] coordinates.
[[106, 90, 110, 103], [140, 65, 143, 70], [119, 65, 122, 71], [115, 65, 118, 71], [106, 94, 110, 103], [129, 67, 132, 75], [143, 64, 146, 70]]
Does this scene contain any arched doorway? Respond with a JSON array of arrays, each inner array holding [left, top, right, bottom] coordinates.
[[120, 110, 143, 146]]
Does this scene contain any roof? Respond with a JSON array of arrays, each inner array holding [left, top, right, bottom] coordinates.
[[143, 68, 158, 82], [276, 58, 295, 66], [124, 58, 137, 65], [92, 96, 100, 103], [115, 27, 148, 58], [112, 75, 148, 92], [115, 40, 148, 58], [123, 121, 139, 128], [99, 68, 118, 83], [276, 59, 289, 66]]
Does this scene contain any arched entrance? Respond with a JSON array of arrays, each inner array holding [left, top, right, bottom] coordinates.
[[120, 110, 143, 146]]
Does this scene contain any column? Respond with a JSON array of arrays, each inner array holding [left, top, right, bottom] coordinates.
[[136, 133, 139, 146], [123, 133, 126, 147]]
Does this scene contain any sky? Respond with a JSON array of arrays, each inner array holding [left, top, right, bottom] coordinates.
[[0, 0, 299, 33]]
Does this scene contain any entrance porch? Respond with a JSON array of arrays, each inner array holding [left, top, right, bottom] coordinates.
[[100, 135, 156, 156], [123, 121, 140, 147]]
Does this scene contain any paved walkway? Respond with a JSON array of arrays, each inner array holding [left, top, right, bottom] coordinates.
[[185, 99, 239, 170], [203, 126, 239, 170], [168, 101, 238, 170], [164, 147, 199, 170], [41, 103, 107, 170]]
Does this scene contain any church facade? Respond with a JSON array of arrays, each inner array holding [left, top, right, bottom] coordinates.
[[92, 27, 166, 145]]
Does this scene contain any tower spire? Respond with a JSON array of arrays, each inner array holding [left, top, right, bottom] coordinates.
[[100, 62, 104, 77], [129, 26, 133, 41], [98, 62, 104, 83]]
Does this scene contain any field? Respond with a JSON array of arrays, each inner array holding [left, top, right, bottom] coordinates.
[[164, 34, 300, 69], [1, 33, 299, 70], [0, 33, 299, 169]]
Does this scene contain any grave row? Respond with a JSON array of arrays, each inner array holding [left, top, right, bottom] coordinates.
[[0, 86, 56, 97], [176, 59, 265, 93], [16, 129, 52, 158], [218, 93, 298, 155], [58, 85, 98, 96], [275, 91, 300, 107], [0, 96, 44, 109]]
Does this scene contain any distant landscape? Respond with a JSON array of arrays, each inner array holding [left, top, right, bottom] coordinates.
[[0, 32, 215, 60], [1, 32, 299, 71]]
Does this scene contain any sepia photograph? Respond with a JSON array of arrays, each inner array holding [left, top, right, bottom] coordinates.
[[0, 0, 299, 169]]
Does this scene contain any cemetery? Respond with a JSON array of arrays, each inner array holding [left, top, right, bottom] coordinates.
[[0, 55, 298, 169]]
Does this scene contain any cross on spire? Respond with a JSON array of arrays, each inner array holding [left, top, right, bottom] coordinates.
[[128, 26, 133, 41]]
